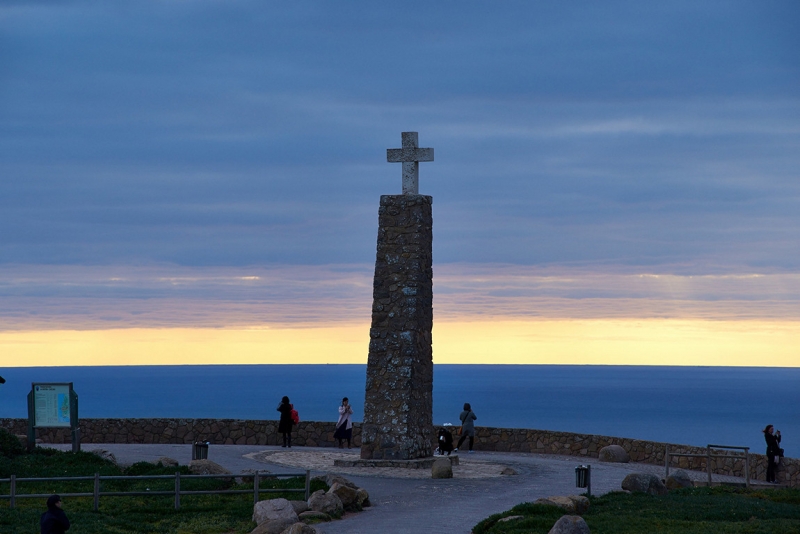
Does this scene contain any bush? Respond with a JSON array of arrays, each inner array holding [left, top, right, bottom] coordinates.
[[0, 427, 24, 458]]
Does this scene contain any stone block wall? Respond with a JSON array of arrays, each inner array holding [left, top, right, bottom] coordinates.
[[2, 418, 795, 487], [361, 194, 434, 460], [0, 418, 361, 448]]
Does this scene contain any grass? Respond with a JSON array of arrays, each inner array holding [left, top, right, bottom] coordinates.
[[0, 441, 327, 534], [473, 487, 800, 534]]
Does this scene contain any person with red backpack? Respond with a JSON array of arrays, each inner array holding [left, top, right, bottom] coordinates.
[[277, 396, 295, 448]]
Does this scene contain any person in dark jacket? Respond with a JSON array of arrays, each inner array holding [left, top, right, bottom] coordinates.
[[455, 402, 478, 453], [277, 396, 294, 448], [763, 424, 782, 483], [40, 494, 70, 534], [437, 427, 454, 455]]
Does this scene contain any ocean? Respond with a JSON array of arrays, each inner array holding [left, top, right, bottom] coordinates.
[[1, 365, 798, 458]]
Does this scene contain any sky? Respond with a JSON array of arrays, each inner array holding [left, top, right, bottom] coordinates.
[[1, 1, 799, 367]]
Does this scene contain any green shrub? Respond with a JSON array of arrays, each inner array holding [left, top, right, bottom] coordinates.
[[0, 428, 24, 458]]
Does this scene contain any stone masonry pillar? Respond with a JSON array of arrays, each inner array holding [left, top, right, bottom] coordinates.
[[360, 194, 433, 460]]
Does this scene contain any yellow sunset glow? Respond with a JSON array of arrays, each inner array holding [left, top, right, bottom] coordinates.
[[3, 318, 799, 367]]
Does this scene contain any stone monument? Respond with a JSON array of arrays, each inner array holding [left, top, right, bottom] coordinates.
[[360, 132, 435, 461]]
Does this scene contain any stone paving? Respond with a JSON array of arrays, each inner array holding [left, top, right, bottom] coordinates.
[[46, 443, 756, 534]]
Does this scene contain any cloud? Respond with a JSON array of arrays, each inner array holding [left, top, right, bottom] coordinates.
[[1, 1, 798, 273], [1, 263, 798, 332]]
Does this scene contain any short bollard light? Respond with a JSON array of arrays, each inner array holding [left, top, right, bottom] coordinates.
[[575, 464, 591, 496]]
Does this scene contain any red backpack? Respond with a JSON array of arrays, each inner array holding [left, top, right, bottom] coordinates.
[[290, 406, 300, 424]]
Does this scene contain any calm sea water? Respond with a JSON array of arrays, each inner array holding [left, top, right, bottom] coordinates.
[[1, 365, 798, 457]]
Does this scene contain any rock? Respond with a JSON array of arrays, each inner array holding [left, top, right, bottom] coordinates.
[[298, 511, 331, 522], [250, 519, 297, 534], [537, 495, 590, 515], [253, 498, 299, 526], [290, 500, 309, 514], [280, 523, 317, 534], [666, 469, 693, 489], [500, 466, 518, 475], [236, 468, 262, 485], [356, 488, 371, 507], [499, 515, 524, 523], [568, 495, 590, 515], [548, 515, 591, 534], [189, 459, 231, 475], [598, 444, 630, 463], [89, 449, 118, 465], [431, 458, 453, 479], [328, 482, 359, 509], [155, 456, 178, 467], [621, 473, 668, 496], [312, 474, 357, 489], [308, 489, 343, 516]]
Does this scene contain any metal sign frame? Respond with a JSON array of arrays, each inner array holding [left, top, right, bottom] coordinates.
[[27, 382, 80, 452]]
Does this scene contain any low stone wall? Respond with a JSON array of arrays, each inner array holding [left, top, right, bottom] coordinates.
[[0, 418, 361, 448], [2, 418, 796, 487]]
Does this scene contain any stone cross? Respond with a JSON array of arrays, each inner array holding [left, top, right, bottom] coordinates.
[[386, 132, 434, 195]]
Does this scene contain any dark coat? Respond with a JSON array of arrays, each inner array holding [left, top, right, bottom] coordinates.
[[40, 507, 70, 534], [438, 428, 454, 453], [277, 402, 293, 433], [765, 432, 782, 457]]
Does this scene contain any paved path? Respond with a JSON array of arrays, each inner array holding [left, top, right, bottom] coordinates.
[[47, 444, 749, 534]]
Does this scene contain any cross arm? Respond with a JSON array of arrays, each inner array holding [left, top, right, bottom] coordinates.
[[387, 148, 434, 163]]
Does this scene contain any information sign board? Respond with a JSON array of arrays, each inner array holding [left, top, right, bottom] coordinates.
[[33, 383, 72, 427]]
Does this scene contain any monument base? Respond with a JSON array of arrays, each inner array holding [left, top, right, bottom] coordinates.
[[334, 455, 459, 469]]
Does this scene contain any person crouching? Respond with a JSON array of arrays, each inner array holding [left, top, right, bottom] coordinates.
[[437, 427, 454, 456]]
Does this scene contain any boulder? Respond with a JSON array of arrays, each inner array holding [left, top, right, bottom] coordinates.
[[250, 519, 297, 534], [598, 444, 630, 463], [89, 449, 118, 465], [665, 469, 693, 490], [500, 466, 518, 475], [189, 459, 231, 475], [536, 496, 579, 513], [548, 515, 591, 534], [253, 498, 299, 526], [568, 496, 590, 515], [308, 489, 343, 516], [431, 458, 453, 479], [312, 474, 357, 489], [280, 523, 317, 534], [621, 473, 668, 496], [328, 482, 359, 509], [356, 488, 371, 507], [298, 511, 331, 522], [155, 456, 178, 467], [535, 495, 589, 515], [290, 500, 309, 514]]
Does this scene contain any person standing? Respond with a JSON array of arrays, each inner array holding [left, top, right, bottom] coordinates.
[[334, 397, 354, 448], [40, 494, 70, 534], [763, 424, 782, 483], [277, 396, 294, 448], [455, 403, 477, 453]]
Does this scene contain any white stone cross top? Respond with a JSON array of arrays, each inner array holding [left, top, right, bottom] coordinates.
[[386, 132, 434, 195]]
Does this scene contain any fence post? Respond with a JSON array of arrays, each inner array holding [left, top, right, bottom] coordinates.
[[94, 472, 100, 511], [10, 475, 15, 509], [174, 472, 181, 510], [664, 445, 670, 479], [707, 446, 712, 486], [744, 447, 750, 489], [305, 470, 311, 501], [253, 472, 260, 505]]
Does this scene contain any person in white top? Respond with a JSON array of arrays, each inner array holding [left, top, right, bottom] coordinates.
[[334, 397, 354, 448]]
